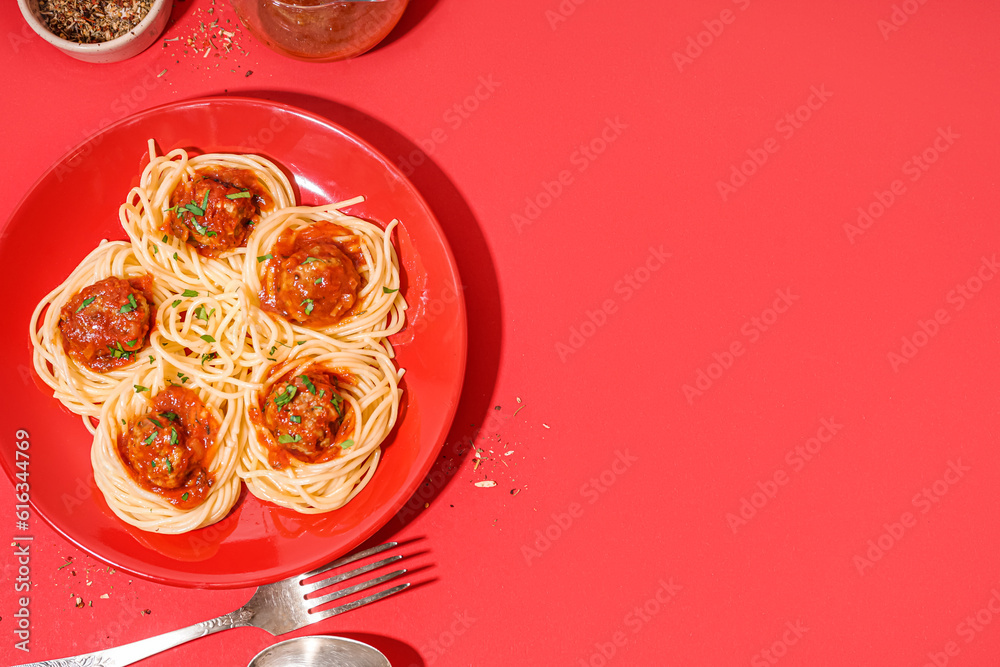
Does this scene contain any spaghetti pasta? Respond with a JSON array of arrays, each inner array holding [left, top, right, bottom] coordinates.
[[243, 201, 406, 351], [29, 140, 408, 533], [92, 364, 244, 533], [120, 140, 295, 293], [29, 240, 170, 430], [238, 340, 403, 513]]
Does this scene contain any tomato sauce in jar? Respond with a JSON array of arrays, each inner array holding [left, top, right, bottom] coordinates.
[[232, 0, 408, 62]]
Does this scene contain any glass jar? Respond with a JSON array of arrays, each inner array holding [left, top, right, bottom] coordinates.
[[230, 0, 408, 62]]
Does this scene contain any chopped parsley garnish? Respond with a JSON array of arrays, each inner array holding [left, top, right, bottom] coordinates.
[[296, 340, 305, 346], [315, 278, 323, 285], [201, 352, 217, 366], [108, 342, 134, 359], [151, 460, 157, 468], [169, 427, 178, 445], [76, 296, 96, 313], [191, 219, 217, 237], [200, 334, 216, 343], [182, 190, 211, 219], [177, 372, 189, 384], [226, 191, 252, 199], [194, 305, 215, 321], [330, 392, 343, 417], [318, 389, 326, 400], [162, 411, 179, 422], [298, 375, 317, 394], [161, 234, 168, 243], [182, 289, 198, 298], [257, 254, 272, 263], [173, 252, 179, 261], [339, 439, 354, 449], [119, 293, 138, 313], [149, 355, 155, 364], [165, 459, 174, 473], [164, 205, 179, 214], [290, 415, 302, 424], [301, 256, 322, 265], [383, 286, 398, 294], [149, 417, 163, 428], [269, 346, 277, 355], [301, 299, 315, 315], [126, 338, 138, 347], [274, 384, 298, 407], [134, 384, 149, 393], [143, 432, 156, 446], [181, 492, 189, 501], [152, 246, 158, 254], [278, 433, 301, 444]]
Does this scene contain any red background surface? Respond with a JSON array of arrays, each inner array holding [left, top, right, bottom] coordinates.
[[2, 1, 1000, 666]]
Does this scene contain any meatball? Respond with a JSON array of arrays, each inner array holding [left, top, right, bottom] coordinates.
[[271, 246, 361, 325], [59, 276, 152, 372], [121, 413, 195, 489], [167, 175, 258, 256], [263, 372, 346, 460]]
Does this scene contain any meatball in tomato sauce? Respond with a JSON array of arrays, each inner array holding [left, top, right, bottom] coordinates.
[[117, 386, 216, 508], [262, 371, 351, 466], [164, 167, 272, 257], [259, 222, 364, 328], [59, 275, 154, 372]]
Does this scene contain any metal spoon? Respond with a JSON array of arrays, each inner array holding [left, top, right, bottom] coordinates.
[[248, 636, 391, 667]]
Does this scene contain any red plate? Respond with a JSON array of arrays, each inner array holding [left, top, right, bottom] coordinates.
[[0, 97, 466, 588]]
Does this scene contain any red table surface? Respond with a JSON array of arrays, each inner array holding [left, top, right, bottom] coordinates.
[[2, 1, 1000, 666]]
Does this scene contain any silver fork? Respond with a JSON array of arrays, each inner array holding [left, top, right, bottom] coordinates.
[[14, 542, 409, 667]]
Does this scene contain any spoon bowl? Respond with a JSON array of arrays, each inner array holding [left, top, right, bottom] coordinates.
[[248, 636, 391, 667]]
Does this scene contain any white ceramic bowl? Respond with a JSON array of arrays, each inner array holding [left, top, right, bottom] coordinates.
[[17, 0, 173, 64]]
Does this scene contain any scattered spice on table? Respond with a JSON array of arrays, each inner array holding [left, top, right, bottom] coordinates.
[[161, 0, 247, 64], [39, 0, 153, 43]]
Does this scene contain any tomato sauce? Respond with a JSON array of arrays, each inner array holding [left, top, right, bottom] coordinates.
[[59, 275, 155, 372], [117, 386, 217, 509], [163, 167, 274, 257], [248, 367, 356, 470], [258, 221, 366, 328]]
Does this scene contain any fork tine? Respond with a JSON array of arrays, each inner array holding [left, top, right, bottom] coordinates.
[[308, 582, 411, 623], [300, 541, 400, 582], [300, 554, 403, 595], [306, 568, 408, 609]]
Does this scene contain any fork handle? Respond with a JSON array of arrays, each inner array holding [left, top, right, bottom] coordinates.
[[11, 607, 255, 667]]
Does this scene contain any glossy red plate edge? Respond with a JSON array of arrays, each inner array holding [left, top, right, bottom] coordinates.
[[0, 96, 468, 587]]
